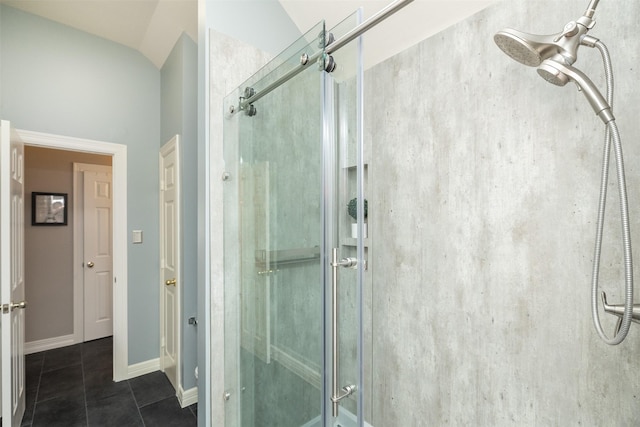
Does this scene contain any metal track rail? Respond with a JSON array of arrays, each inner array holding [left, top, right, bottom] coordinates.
[[235, 0, 414, 113]]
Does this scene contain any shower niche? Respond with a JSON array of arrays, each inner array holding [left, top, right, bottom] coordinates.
[[342, 164, 369, 244]]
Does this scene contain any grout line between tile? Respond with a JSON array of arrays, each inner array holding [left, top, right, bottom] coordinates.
[[128, 378, 147, 426], [81, 345, 89, 427]]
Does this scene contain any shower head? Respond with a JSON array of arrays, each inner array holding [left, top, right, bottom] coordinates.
[[494, 6, 610, 122], [537, 59, 614, 124], [494, 14, 597, 67], [494, 29, 560, 67], [537, 59, 570, 86]]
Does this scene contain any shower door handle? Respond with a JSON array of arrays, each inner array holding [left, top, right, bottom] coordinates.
[[330, 248, 357, 417]]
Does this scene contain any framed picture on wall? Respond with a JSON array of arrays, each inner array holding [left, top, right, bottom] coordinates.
[[32, 192, 68, 226]]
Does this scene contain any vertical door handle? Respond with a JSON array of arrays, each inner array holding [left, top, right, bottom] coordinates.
[[330, 248, 357, 417]]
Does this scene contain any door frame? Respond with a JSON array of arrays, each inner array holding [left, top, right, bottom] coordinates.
[[17, 129, 128, 381]]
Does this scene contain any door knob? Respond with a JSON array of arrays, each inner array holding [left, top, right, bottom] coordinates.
[[86, 261, 95, 268], [11, 301, 27, 310], [165, 278, 177, 286], [2, 300, 27, 314]]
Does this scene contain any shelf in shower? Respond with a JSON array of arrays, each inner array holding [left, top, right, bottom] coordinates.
[[255, 246, 321, 271], [341, 237, 368, 248]]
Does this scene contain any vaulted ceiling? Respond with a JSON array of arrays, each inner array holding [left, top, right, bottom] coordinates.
[[1, 0, 198, 69]]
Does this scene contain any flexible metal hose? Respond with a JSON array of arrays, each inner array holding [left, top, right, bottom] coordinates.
[[590, 40, 634, 344]]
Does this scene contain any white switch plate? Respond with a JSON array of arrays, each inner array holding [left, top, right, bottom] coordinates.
[[132, 230, 143, 244]]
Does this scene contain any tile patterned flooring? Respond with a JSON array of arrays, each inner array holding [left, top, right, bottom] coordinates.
[[22, 337, 197, 426]]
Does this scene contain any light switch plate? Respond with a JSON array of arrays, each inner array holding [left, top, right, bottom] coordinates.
[[132, 230, 143, 244]]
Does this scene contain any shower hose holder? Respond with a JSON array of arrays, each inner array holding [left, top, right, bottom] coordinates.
[[601, 292, 640, 336]]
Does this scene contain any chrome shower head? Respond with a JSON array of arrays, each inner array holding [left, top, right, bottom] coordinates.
[[537, 60, 570, 86], [493, 29, 560, 67], [537, 59, 613, 123], [494, 12, 598, 68], [493, 6, 611, 123]]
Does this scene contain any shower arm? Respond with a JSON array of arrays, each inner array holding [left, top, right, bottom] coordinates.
[[584, 0, 601, 19], [556, 0, 599, 43], [554, 0, 600, 42]]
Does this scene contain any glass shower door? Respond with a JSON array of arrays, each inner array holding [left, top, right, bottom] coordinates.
[[222, 13, 365, 427], [223, 21, 328, 427]]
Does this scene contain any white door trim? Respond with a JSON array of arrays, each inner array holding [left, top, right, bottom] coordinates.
[[16, 129, 128, 382]]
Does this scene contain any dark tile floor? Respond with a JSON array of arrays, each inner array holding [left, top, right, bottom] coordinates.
[[23, 337, 197, 427]]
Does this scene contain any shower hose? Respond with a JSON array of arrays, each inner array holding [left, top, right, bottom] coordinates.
[[590, 40, 634, 345]]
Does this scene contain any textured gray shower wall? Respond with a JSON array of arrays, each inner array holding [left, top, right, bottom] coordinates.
[[365, 0, 640, 425]]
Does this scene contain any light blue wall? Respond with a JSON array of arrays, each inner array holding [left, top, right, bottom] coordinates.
[[161, 33, 198, 391], [0, 5, 161, 364]]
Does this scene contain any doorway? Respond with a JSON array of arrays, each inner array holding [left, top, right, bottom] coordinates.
[[18, 129, 129, 381], [24, 150, 113, 351]]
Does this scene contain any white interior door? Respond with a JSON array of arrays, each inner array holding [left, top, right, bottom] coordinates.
[[83, 168, 113, 341], [160, 135, 180, 391], [0, 120, 26, 427]]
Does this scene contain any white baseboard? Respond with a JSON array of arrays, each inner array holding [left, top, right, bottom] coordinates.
[[178, 386, 198, 408], [25, 334, 79, 354], [127, 358, 160, 380]]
